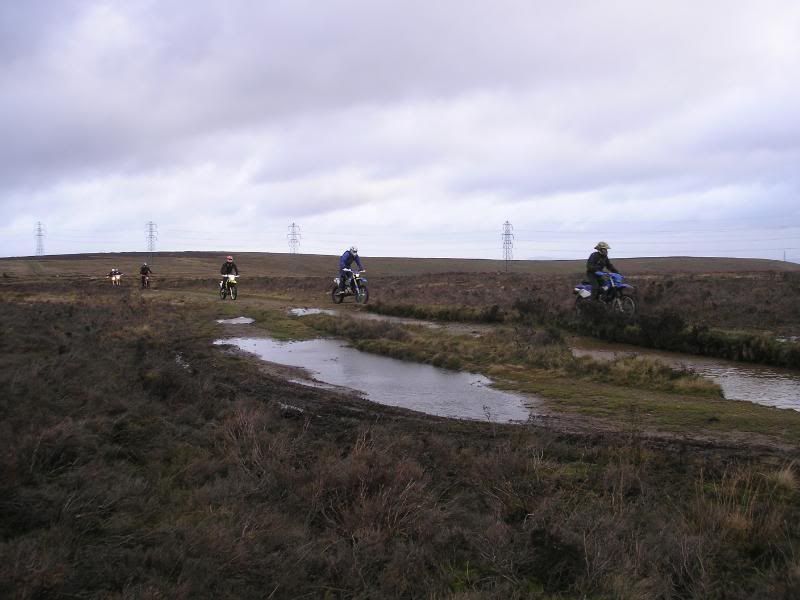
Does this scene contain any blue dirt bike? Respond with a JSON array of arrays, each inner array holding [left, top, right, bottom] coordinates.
[[331, 269, 369, 304], [574, 272, 636, 318]]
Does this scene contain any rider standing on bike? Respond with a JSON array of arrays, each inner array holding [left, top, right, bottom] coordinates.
[[220, 255, 239, 290], [338, 246, 363, 294], [586, 241, 618, 300]]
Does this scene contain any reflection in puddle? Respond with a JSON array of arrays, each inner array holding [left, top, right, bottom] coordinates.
[[216, 337, 534, 423], [571, 340, 800, 411], [216, 317, 255, 325]]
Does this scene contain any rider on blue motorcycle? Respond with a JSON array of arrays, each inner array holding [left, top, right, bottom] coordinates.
[[337, 246, 364, 294], [586, 241, 618, 300]]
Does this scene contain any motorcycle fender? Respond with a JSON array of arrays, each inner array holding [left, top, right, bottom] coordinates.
[[357, 277, 368, 284], [333, 277, 340, 285]]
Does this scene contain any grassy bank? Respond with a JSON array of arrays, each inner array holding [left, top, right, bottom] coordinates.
[[3, 280, 800, 598], [367, 296, 800, 371], [572, 307, 800, 370], [304, 315, 719, 396]]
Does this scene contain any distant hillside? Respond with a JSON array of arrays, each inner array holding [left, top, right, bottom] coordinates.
[[1, 251, 798, 279]]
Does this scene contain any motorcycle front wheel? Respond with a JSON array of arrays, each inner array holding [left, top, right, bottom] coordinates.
[[612, 295, 636, 318], [230, 285, 238, 300], [355, 285, 369, 304], [331, 284, 344, 304]]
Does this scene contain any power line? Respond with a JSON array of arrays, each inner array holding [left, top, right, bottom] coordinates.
[[501, 220, 514, 271], [35, 221, 45, 256], [287, 222, 301, 254]]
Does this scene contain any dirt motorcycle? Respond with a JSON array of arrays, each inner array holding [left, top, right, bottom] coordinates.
[[140, 274, 151, 289], [574, 271, 636, 318], [219, 274, 239, 300], [331, 268, 369, 304]]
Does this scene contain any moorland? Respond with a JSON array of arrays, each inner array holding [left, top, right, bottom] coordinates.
[[2, 251, 800, 599]]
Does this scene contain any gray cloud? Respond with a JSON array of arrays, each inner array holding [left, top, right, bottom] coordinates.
[[1, 1, 799, 260]]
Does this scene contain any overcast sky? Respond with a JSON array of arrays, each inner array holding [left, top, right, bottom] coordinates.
[[1, 0, 799, 261]]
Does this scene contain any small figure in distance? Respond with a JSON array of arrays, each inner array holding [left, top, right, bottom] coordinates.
[[140, 262, 153, 289], [220, 255, 239, 292], [337, 246, 364, 295], [586, 241, 618, 301], [107, 267, 123, 286]]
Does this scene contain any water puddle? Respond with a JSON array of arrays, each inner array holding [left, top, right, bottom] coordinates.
[[289, 308, 338, 317], [216, 316, 255, 325], [216, 337, 534, 423], [571, 338, 800, 411]]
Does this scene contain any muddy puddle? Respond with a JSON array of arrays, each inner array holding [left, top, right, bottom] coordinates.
[[216, 316, 255, 325], [289, 308, 338, 317], [571, 338, 800, 410], [216, 337, 534, 423]]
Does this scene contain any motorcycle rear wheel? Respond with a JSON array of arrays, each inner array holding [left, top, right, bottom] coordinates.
[[219, 285, 227, 300], [574, 296, 588, 317]]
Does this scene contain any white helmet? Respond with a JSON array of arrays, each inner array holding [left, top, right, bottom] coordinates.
[[349, 246, 358, 254]]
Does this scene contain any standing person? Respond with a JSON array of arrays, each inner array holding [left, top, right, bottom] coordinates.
[[586, 241, 618, 300], [107, 267, 122, 286], [220, 255, 239, 292], [337, 246, 364, 294], [139, 263, 153, 289]]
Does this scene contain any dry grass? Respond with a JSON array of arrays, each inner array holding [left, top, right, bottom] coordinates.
[[3, 280, 800, 599]]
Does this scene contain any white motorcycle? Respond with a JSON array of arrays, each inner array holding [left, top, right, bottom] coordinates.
[[219, 274, 239, 300]]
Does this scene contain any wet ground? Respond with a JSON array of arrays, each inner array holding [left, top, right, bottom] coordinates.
[[227, 308, 800, 414], [216, 336, 536, 423], [289, 306, 489, 336], [216, 316, 255, 324]]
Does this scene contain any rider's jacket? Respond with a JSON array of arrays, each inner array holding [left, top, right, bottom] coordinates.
[[339, 250, 363, 271], [140, 266, 152, 275], [221, 262, 239, 275], [586, 252, 617, 277]]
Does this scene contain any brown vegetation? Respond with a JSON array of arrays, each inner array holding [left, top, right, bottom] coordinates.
[[2, 280, 800, 598]]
